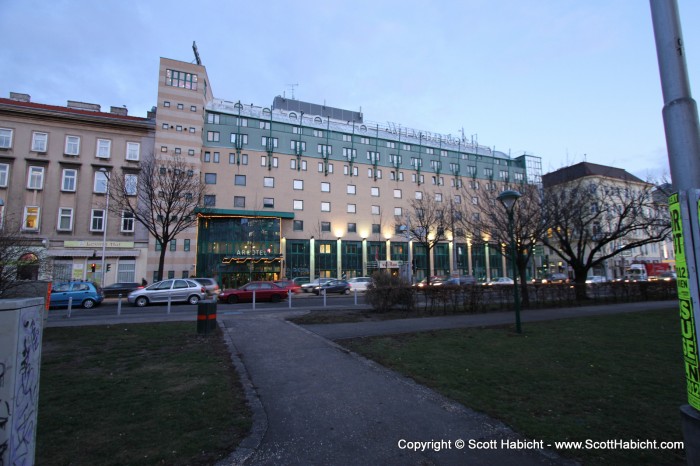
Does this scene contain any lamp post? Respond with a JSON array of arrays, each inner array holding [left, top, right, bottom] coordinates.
[[497, 189, 522, 333], [99, 168, 111, 287]]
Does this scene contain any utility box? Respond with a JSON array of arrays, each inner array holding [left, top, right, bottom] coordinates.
[[0, 297, 45, 466]]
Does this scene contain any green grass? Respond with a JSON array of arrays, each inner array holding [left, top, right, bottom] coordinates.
[[37, 323, 251, 466], [342, 309, 686, 465]]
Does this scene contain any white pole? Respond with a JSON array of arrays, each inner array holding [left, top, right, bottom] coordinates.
[[117, 294, 122, 316], [288, 289, 292, 309], [99, 168, 111, 288], [67, 297, 73, 318], [253, 289, 256, 310]]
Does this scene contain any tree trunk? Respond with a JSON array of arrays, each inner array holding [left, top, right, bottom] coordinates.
[[573, 267, 589, 300], [157, 244, 167, 282]]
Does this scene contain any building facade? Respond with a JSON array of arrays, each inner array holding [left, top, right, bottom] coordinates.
[[0, 93, 154, 286]]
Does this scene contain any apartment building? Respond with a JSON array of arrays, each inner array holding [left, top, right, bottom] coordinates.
[[153, 57, 543, 287], [0, 93, 154, 285]]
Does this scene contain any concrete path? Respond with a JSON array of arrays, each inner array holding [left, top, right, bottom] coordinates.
[[219, 312, 575, 465]]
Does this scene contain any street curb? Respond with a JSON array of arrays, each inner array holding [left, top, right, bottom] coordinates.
[[215, 319, 268, 466]]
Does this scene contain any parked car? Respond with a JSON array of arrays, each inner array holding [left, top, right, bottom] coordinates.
[[50, 281, 104, 309], [438, 275, 477, 286], [220, 281, 289, 304], [301, 278, 332, 293], [347, 276, 372, 292], [541, 273, 570, 284], [292, 277, 310, 286], [191, 277, 221, 298], [654, 271, 677, 282], [484, 277, 515, 286], [102, 282, 142, 298], [128, 279, 206, 307], [313, 279, 351, 295], [585, 275, 607, 284], [274, 280, 302, 294], [415, 276, 448, 288]]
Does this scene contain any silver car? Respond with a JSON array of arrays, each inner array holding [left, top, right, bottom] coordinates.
[[128, 279, 206, 307]]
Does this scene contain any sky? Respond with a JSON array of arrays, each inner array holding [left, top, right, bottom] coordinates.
[[2, 0, 699, 181]]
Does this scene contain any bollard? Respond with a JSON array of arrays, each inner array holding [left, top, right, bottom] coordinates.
[[67, 296, 73, 318], [252, 289, 256, 310], [117, 293, 122, 316], [197, 300, 217, 334], [323, 288, 327, 307], [288, 289, 292, 309], [354, 288, 357, 306], [167, 295, 171, 314]]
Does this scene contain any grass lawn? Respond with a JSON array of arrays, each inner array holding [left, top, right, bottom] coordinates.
[[36, 322, 251, 466], [341, 309, 687, 465]]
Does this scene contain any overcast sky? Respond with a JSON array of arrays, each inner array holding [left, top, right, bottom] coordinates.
[[3, 0, 699, 180]]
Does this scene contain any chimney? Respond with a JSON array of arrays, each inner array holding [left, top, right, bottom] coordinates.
[[67, 100, 101, 112], [110, 106, 128, 116], [9, 92, 30, 102]]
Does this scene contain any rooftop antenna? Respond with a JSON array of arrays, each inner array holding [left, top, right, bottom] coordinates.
[[287, 83, 298, 100], [192, 41, 202, 65]]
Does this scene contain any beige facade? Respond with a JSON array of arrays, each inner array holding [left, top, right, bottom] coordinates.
[[0, 93, 154, 286]]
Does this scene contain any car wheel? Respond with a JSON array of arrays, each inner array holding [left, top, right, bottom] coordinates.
[[227, 295, 238, 304], [270, 294, 281, 303], [343, 288, 350, 295], [82, 298, 96, 309], [135, 296, 148, 307], [188, 295, 200, 305]]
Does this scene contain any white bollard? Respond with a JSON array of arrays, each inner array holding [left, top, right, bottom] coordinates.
[[288, 289, 292, 309], [253, 289, 256, 310], [167, 295, 171, 314], [67, 296, 73, 318], [354, 288, 358, 306], [117, 294, 122, 316], [323, 288, 327, 307]]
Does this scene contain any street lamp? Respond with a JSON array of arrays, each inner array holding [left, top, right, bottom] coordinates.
[[99, 168, 111, 287], [497, 189, 522, 333]]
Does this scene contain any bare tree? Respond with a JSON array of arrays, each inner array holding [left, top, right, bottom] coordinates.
[[542, 178, 671, 299], [0, 216, 52, 296], [399, 195, 448, 285], [458, 184, 546, 307], [107, 155, 207, 281]]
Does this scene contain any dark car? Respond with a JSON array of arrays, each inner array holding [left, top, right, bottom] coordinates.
[[220, 281, 289, 304], [313, 279, 351, 295], [541, 273, 569, 284], [102, 282, 142, 298], [274, 280, 302, 294], [301, 278, 332, 293], [50, 281, 104, 309]]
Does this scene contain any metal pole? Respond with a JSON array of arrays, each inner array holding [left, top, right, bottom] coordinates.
[[288, 289, 292, 309], [117, 294, 122, 316], [509, 211, 522, 334], [167, 295, 171, 314], [99, 169, 110, 288], [323, 288, 327, 307], [253, 289, 256, 310], [67, 297, 72, 318]]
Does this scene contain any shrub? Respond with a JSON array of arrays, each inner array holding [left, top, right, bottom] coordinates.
[[365, 272, 415, 312]]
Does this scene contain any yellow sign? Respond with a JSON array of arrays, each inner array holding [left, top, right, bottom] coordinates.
[[669, 192, 700, 410], [64, 240, 134, 248]]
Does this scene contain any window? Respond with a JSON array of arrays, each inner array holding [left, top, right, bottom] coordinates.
[[361, 137, 370, 144], [207, 114, 220, 124], [161, 146, 168, 153], [262, 136, 278, 149], [371, 205, 380, 215], [64, 136, 80, 155], [293, 179, 303, 190], [454, 195, 462, 204], [321, 182, 330, 192], [61, 169, 77, 192], [27, 166, 44, 189], [234, 196, 245, 208], [184, 239, 191, 252], [235, 175, 246, 186], [96, 139, 111, 158], [343, 148, 357, 159], [260, 121, 271, 130], [203, 195, 216, 207], [367, 151, 380, 163], [415, 191, 423, 200], [0, 128, 12, 148], [347, 184, 356, 195], [293, 220, 304, 231], [472, 197, 479, 205], [347, 204, 356, 213], [393, 189, 402, 198], [125, 174, 138, 195], [318, 144, 332, 156], [263, 198, 274, 208], [117, 260, 136, 283], [263, 177, 274, 188], [426, 148, 434, 155], [237, 117, 248, 127], [90, 209, 105, 231], [394, 207, 402, 216], [343, 134, 352, 142], [191, 106, 197, 112], [23, 206, 40, 230], [163, 101, 170, 107], [290, 159, 307, 171], [205, 173, 217, 184], [121, 211, 135, 232], [372, 224, 381, 234], [484, 168, 493, 178], [321, 222, 331, 232], [57, 208, 73, 231], [0, 163, 8, 187], [177, 103, 184, 110], [207, 131, 220, 142], [371, 187, 379, 197], [230, 134, 248, 147], [126, 142, 140, 160], [94, 171, 108, 193], [166, 69, 198, 90], [170, 240, 177, 251], [174, 148, 182, 155], [291, 140, 306, 152], [313, 130, 324, 138], [318, 162, 324, 173], [403, 144, 411, 151], [321, 202, 331, 212], [386, 141, 396, 149], [293, 200, 303, 210], [176, 125, 182, 132], [32, 132, 48, 152], [347, 223, 357, 233], [500, 170, 509, 180]]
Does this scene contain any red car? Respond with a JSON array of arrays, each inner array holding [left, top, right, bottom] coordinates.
[[274, 280, 302, 294], [220, 281, 289, 304]]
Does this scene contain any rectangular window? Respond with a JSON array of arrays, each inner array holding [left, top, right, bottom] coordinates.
[[170, 240, 177, 251], [263, 177, 274, 187], [321, 222, 331, 232], [342, 134, 352, 142], [394, 207, 402, 216], [321, 182, 330, 192], [184, 239, 191, 252], [23, 206, 40, 231], [237, 117, 248, 127], [90, 209, 105, 231], [32, 132, 48, 152], [57, 208, 73, 231], [293, 179, 303, 190], [484, 168, 494, 177], [435, 193, 443, 202], [293, 200, 303, 210], [61, 169, 77, 192], [262, 136, 278, 149], [454, 195, 462, 204], [94, 171, 108, 193], [125, 174, 138, 195], [263, 198, 274, 208], [371, 187, 379, 197], [372, 224, 381, 234], [27, 166, 44, 189], [318, 144, 332, 156], [207, 131, 220, 142], [165, 69, 198, 90], [367, 151, 380, 163], [386, 141, 396, 149], [321, 202, 331, 212], [234, 196, 245, 207], [235, 175, 246, 186], [65, 135, 80, 155], [291, 140, 306, 152], [0, 128, 13, 148], [205, 173, 217, 184], [361, 137, 370, 145], [213, 152, 220, 163], [293, 220, 304, 231], [0, 163, 8, 187], [371, 205, 380, 215], [313, 130, 324, 138], [347, 184, 356, 195], [393, 189, 402, 198], [126, 142, 140, 160], [260, 121, 271, 130], [426, 148, 434, 155], [230, 133, 248, 146], [318, 162, 324, 173], [207, 113, 220, 124], [203, 195, 216, 206], [415, 191, 423, 200], [96, 139, 111, 158], [347, 223, 357, 233], [121, 211, 135, 232], [347, 204, 356, 213]]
